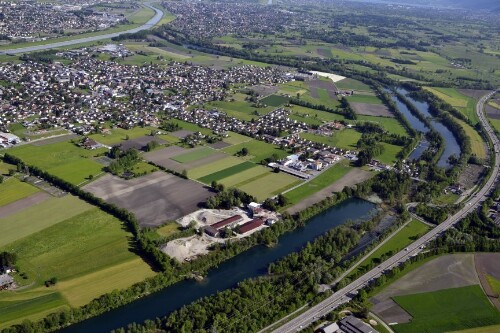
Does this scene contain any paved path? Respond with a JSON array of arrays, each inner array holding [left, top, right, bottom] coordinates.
[[271, 90, 499, 333], [1, 3, 163, 55]]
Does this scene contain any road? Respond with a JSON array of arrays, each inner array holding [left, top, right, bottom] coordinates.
[[271, 90, 499, 333], [0, 3, 163, 55]]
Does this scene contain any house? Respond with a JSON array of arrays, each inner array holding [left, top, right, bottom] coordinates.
[[82, 137, 100, 150], [0, 132, 20, 145]]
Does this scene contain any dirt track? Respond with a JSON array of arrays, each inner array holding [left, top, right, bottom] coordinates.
[[83, 172, 214, 227], [286, 168, 373, 215]]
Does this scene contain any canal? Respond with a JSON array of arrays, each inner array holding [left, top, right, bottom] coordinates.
[[60, 198, 376, 333]]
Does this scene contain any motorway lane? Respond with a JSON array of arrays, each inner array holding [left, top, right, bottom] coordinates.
[[0, 3, 163, 55], [272, 90, 499, 333]]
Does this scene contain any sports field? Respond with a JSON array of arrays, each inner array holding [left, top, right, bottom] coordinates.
[[392, 285, 500, 333], [284, 162, 352, 205], [349, 219, 429, 278], [238, 172, 302, 201], [198, 161, 255, 184], [222, 139, 289, 163], [0, 177, 39, 207], [172, 147, 216, 163], [7, 141, 105, 185]]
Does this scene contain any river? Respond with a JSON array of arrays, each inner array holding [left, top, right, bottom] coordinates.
[[59, 198, 376, 333], [389, 87, 461, 167]]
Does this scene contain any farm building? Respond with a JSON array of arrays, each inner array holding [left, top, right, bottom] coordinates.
[[203, 225, 220, 237], [0, 274, 14, 290], [211, 215, 243, 230], [237, 218, 264, 234]]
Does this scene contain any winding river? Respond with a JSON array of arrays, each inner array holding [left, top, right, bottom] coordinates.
[[59, 198, 376, 333]]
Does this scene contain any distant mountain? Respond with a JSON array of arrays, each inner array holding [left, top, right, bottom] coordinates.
[[357, 0, 500, 12]]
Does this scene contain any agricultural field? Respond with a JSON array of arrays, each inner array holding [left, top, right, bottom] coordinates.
[[0, 177, 39, 207], [238, 172, 301, 201], [335, 78, 372, 92], [424, 87, 479, 124], [300, 129, 361, 150], [378, 143, 403, 165], [172, 147, 217, 163], [357, 115, 407, 136], [197, 161, 255, 184], [284, 161, 353, 205], [349, 219, 429, 278], [84, 171, 214, 227], [207, 94, 276, 121], [392, 285, 500, 333], [346, 94, 383, 105], [222, 139, 289, 163], [221, 132, 253, 146], [0, 195, 92, 247], [260, 94, 289, 107], [370, 253, 500, 333], [90, 127, 160, 146], [287, 105, 346, 125], [7, 141, 106, 185], [0, 201, 154, 328], [217, 164, 271, 188], [187, 155, 245, 179], [454, 119, 487, 159]]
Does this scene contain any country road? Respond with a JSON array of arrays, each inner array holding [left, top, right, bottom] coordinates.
[[0, 3, 164, 55], [271, 90, 499, 333]]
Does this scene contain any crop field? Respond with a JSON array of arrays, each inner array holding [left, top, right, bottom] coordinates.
[[0, 195, 92, 247], [392, 285, 500, 333], [222, 139, 289, 163], [350, 219, 429, 277], [486, 275, 500, 295], [84, 172, 214, 227], [347, 93, 383, 105], [0, 292, 68, 329], [424, 87, 478, 124], [0, 178, 39, 207], [238, 172, 302, 201], [218, 165, 271, 188], [187, 155, 245, 179], [300, 129, 361, 150], [335, 78, 372, 92], [260, 94, 289, 107], [0, 206, 154, 326], [351, 103, 393, 118], [171, 147, 217, 163], [284, 162, 352, 205], [198, 161, 255, 184], [0, 161, 13, 175], [89, 127, 153, 145], [7, 141, 105, 185], [168, 119, 214, 135]]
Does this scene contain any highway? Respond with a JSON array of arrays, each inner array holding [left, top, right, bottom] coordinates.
[[271, 90, 499, 333], [0, 3, 163, 55]]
